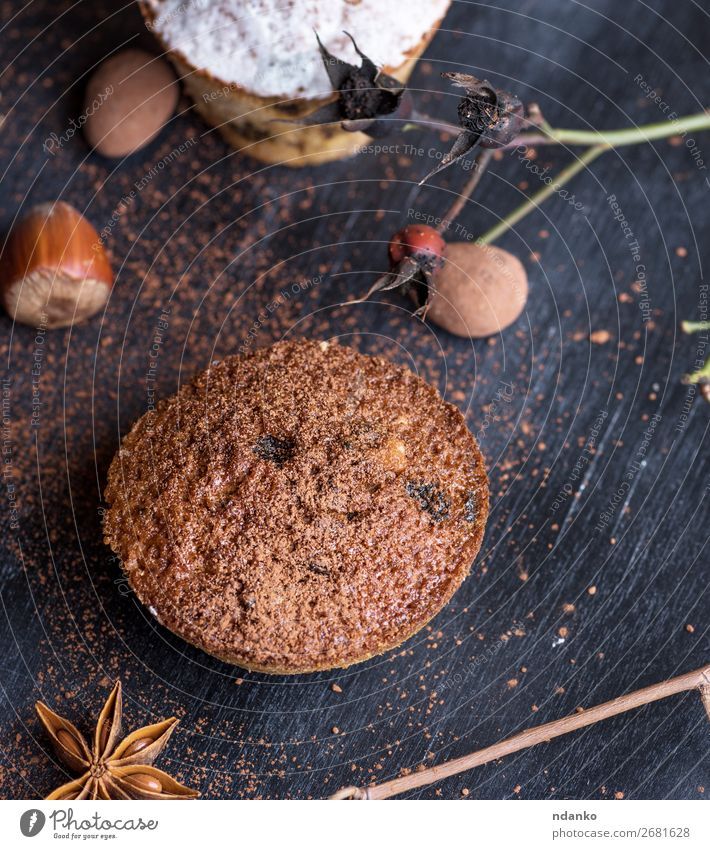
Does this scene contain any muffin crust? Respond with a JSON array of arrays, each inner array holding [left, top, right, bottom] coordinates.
[[104, 340, 488, 673]]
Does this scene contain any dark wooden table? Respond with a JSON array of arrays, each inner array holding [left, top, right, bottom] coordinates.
[[0, 0, 708, 800]]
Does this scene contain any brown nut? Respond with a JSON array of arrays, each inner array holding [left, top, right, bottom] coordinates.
[[425, 242, 528, 338], [123, 773, 162, 794], [83, 49, 178, 158], [0, 201, 113, 328], [55, 728, 85, 760], [121, 737, 152, 757]]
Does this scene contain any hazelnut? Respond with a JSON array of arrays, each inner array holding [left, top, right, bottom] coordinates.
[[83, 49, 178, 158], [425, 242, 528, 337], [0, 201, 113, 328]]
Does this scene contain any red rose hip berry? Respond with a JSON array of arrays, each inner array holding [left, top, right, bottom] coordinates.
[[388, 225, 446, 266]]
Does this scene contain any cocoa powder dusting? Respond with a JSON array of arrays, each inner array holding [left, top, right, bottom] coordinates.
[[104, 340, 489, 674]]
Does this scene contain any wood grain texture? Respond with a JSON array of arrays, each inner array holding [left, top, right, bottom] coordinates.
[[335, 665, 710, 798], [0, 0, 708, 800]]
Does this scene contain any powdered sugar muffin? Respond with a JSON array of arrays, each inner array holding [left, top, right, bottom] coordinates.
[[140, 0, 451, 165]]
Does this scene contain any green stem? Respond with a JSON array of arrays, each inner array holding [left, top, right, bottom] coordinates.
[[681, 320, 710, 334], [547, 112, 710, 148], [682, 356, 710, 384], [407, 110, 710, 150], [407, 109, 710, 246], [477, 145, 608, 246]]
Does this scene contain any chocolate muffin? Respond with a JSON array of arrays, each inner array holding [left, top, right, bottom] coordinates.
[[104, 340, 488, 673]]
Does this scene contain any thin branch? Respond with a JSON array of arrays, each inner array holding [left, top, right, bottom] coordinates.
[[477, 145, 608, 246], [405, 110, 710, 151], [548, 111, 710, 147], [435, 149, 494, 233], [330, 662, 710, 800]]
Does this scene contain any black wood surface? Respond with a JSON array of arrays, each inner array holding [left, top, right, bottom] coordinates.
[[0, 0, 708, 800]]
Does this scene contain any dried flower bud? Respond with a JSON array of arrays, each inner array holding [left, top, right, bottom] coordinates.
[[447, 73, 524, 149], [289, 33, 410, 138], [420, 73, 524, 184], [355, 225, 445, 312]]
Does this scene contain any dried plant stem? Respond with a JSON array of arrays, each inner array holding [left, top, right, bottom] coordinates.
[[405, 115, 550, 150], [477, 144, 608, 246], [330, 663, 710, 800], [435, 149, 493, 234], [407, 110, 710, 151], [404, 110, 710, 246]]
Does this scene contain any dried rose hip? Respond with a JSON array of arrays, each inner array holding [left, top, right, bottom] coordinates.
[[419, 72, 524, 184], [356, 225, 446, 317], [291, 33, 409, 138], [388, 225, 446, 267]]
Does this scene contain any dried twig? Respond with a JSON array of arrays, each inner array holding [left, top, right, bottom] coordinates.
[[435, 149, 493, 234], [330, 663, 710, 800]]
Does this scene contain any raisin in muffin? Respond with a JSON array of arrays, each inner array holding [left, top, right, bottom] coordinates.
[[104, 340, 488, 673], [140, 0, 451, 166]]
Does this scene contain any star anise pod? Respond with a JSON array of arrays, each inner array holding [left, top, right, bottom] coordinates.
[[291, 32, 410, 138], [419, 72, 524, 184], [35, 681, 199, 800]]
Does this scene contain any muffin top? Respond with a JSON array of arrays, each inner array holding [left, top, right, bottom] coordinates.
[[142, 0, 451, 98], [104, 340, 488, 673]]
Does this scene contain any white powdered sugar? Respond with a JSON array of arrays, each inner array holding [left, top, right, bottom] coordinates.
[[144, 0, 450, 99]]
